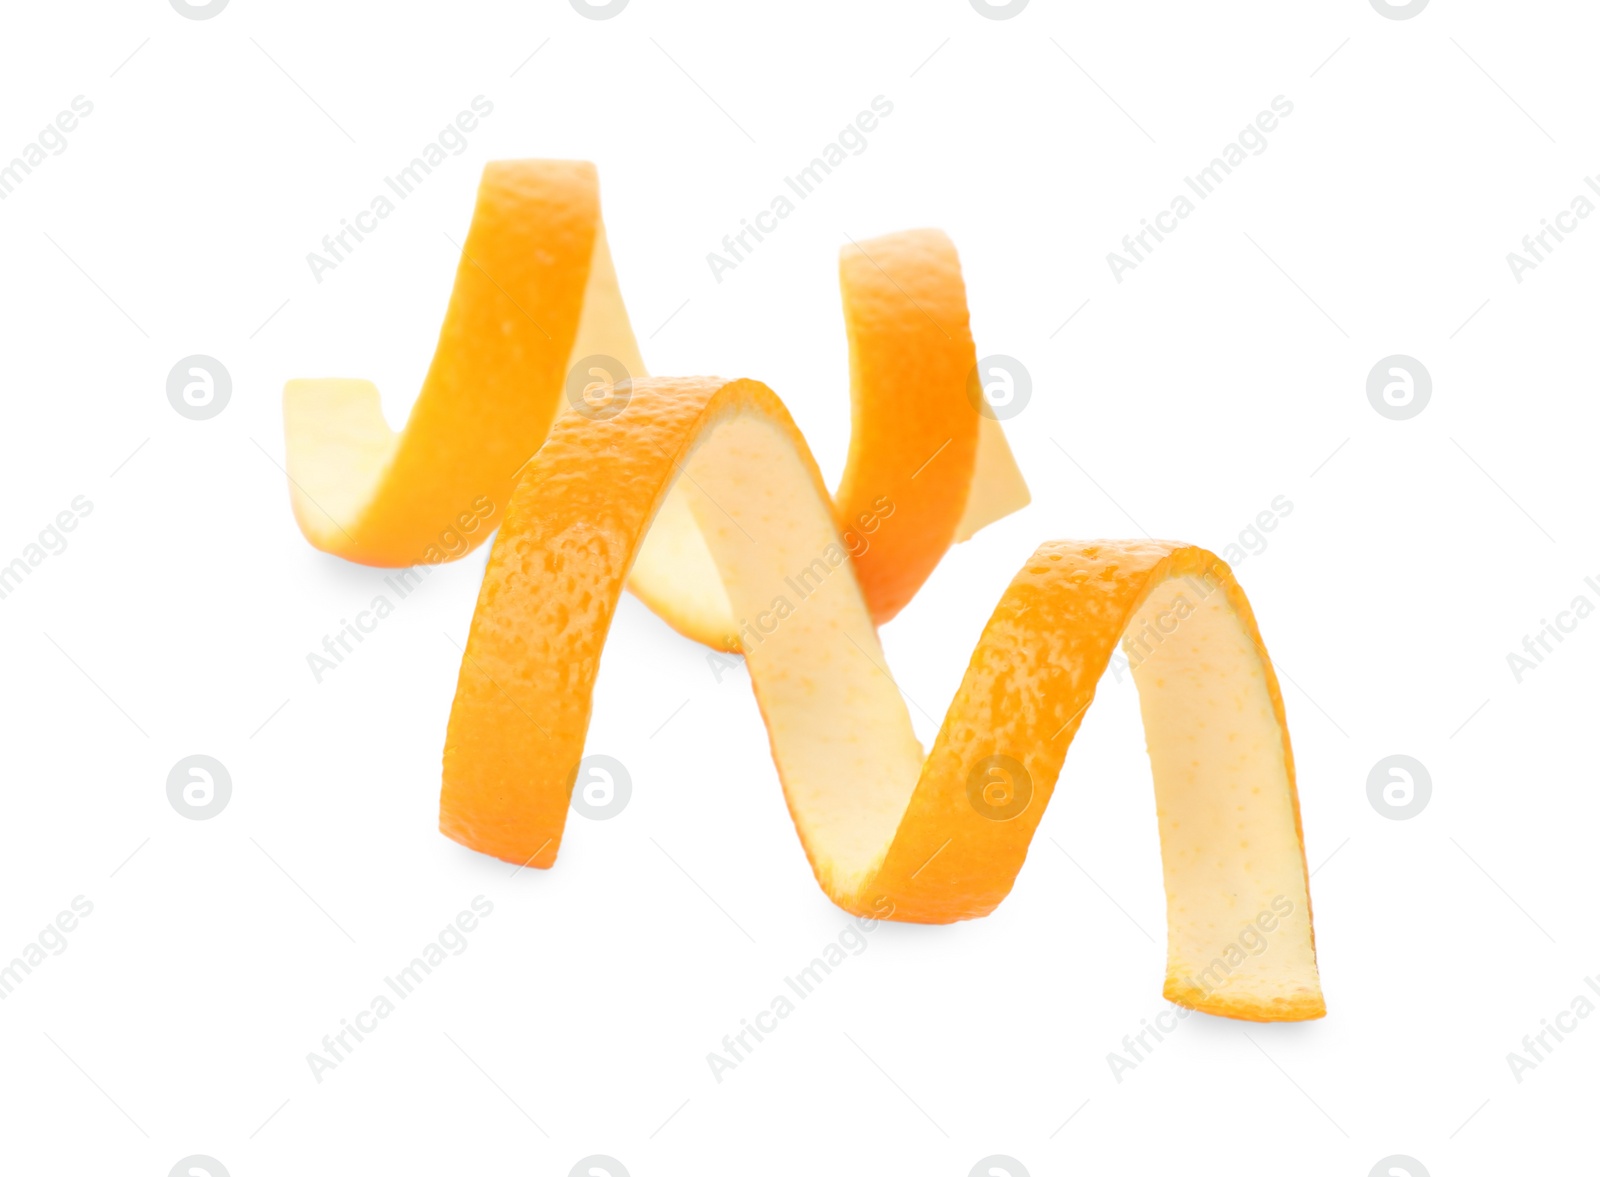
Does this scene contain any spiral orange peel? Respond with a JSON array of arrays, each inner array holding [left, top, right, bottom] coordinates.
[[283, 160, 1324, 1022]]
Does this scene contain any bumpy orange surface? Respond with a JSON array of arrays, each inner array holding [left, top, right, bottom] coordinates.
[[283, 160, 1324, 1022]]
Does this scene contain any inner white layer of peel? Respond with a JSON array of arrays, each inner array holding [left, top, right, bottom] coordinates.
[[1127, 575, 1318, 1004], [610, 396, 1318, 1021], [570, 222, 1028, 644], [282, 376, 395, 550], [671, 408, 926, 897], [578, 227, 1318, 1000], [641, 397, 1319, 991]]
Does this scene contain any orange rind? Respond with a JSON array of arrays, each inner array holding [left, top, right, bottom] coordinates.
[[282, 160, 1324, 1022], [283, 160, 1027, 647]]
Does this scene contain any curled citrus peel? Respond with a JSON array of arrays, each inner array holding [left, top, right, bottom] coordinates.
[[283, 161, 1324, 1022], [282, 159, 1028, 648]]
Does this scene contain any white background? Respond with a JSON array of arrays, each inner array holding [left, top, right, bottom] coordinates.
[[0, 0, 1593, 1174]]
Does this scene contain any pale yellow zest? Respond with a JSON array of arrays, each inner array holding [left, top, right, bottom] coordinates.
[[283, 161, 1324, 1022]]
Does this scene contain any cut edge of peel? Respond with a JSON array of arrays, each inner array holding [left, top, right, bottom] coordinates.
[[1166, 981, 1328, 1023]]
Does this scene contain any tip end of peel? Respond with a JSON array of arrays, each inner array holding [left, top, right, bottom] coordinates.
[[1164, 978, 1327, 1023], [952, 414, 1031, 543]]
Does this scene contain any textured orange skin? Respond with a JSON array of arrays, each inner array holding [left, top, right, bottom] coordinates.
[[437, 378, 1322, 1021], [440, 380, 748, 866], [297, 162, 597, 567], [287, 160, 997, 631], [287, 161, 1324, 1022], [834, 230, 979, 622]]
